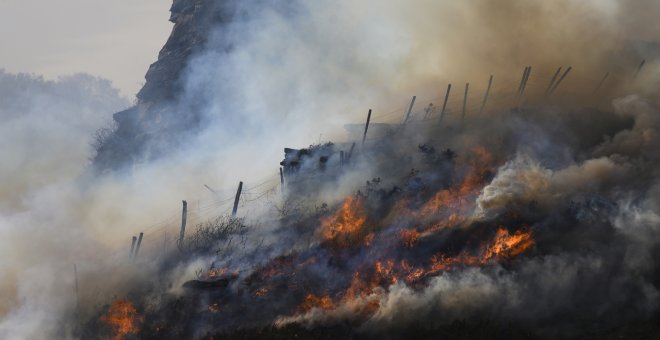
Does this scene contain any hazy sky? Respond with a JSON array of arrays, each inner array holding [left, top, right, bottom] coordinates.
[[0, 0, 172, 98]]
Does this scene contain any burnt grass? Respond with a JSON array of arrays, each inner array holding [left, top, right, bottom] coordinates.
[[85, 108, 656, 339]]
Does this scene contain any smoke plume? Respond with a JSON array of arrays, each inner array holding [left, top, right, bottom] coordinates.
[[3, 0, 660, 339]]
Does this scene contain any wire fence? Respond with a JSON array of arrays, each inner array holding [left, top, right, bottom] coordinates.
[[113, 63, 645, 262]]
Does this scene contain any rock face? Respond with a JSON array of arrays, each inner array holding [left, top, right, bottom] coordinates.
[[93, 0, 230, 170]]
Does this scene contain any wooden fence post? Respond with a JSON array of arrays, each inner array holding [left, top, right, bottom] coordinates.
[[347, 142, 356, 161], [279, 167, 284, 192], [362, 109, 372, 145], [461, 83, 469, 122], [479, 75, 493, 114], [594, 72, 609, 94], [402, 96, 416, 124], [178, 200, 187, 249], [517, 66, 529, 96], [545, 66, 562, 96], [520, 66, 532, 98], [232, 181, 243, 217], [440, 84, 451, 122], [130, 236, 137, 259], [134, 232, 144, 260], [634, 59, 646, 79], [549, 66, 572, 95]]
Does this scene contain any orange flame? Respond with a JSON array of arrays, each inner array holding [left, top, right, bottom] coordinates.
[[101, 299, 143, 340], [400, 229, 420, 248], [321, 195, 369, 248], [290, 148, 532, 321], [291, 227, 534, 320], [428, 227, 535, 274], [299, 294, 335, 312], [414, 147, 497, 232], [481, 227, 535, 262]]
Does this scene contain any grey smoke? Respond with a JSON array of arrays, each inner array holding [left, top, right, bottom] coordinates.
[[3, 0, 660, 338]]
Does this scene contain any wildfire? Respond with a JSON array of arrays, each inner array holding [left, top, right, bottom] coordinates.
[[321, 195, 370, 248], [400, 228, 420, 247], [290, 226, 534, 323], [481, 227, 535, 262], [101, 299, 143, 340], [206, 268, 227, 278], [428, 227, 535, 273], [299, 294, 335, 312], [413, 147, 497, 233]]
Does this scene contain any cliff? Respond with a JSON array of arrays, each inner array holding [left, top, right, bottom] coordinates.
[[93, 0, 230, 170]]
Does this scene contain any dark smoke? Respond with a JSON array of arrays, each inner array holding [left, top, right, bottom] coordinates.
[[4, 1, 660, 339]]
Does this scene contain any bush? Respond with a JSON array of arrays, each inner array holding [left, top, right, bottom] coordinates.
[[182, 216, 248, 254]]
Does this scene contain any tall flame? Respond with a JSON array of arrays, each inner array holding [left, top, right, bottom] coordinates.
[[321, 195, 369, 248], [481, 227, 535, 262]]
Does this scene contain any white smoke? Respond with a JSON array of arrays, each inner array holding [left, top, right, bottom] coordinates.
[[3, 0, 660, 338]]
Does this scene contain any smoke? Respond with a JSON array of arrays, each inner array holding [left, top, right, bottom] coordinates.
[[272, 92, 660, 337], [0, 70, 129, 338], [3, 0, 660, 338]]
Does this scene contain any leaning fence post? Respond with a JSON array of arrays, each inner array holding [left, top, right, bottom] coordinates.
[[362, 109, 372, 145], [545, 66, 562, 96], [594, 72, 609, 94], [520, 66, 532, 98], [133, 232, 144, 260], [549, 66, 572, 95], [440, 84, 451, 122], [232, 181, 243, 217], [403, 96, 416, 124], [479, 75, 493, 114], [517, 66, 529, 96], [347, 142, 356, 162], [634, 59, 646, 79]]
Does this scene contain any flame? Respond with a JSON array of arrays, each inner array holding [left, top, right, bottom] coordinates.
[[290, 227, 533, 320], [206, 268, 227, 279], [400, 260, 425, 282], [413, 147, 497, 233], [427, 227, 535, 274], [400, 228, 420, 248], [275, 148, 534, 324], [343, 272, 382, 317], [321, 195, 369, 248], [481, 227, 535, 262], [254, 287, 269, 297], [299, 294, 335, 312], [101, 299, 143, 340], [373, 260, 397, 286]]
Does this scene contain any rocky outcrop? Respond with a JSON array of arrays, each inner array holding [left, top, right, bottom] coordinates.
[[94, 0, 231, 170]]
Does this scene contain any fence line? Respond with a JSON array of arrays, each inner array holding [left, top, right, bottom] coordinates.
[[113, 64, 642, 262]]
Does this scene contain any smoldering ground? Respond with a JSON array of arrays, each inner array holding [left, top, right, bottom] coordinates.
[[3, 0, 660, 339]]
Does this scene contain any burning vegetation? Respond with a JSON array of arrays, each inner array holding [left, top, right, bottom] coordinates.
[[100, 299, 143, 340], [81, 79, 660, 338], [69, 8, 660, 336]]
